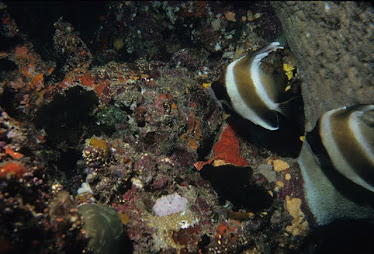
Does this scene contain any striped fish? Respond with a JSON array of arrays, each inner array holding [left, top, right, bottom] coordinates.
[[306, 104, 374, 192], [210, 42, 286, 130], [299, 104, 374, 225]]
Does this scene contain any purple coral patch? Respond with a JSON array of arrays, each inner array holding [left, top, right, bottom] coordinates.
[[152, 193, 188, 217]]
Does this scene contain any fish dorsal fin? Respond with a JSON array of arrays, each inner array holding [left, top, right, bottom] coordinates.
[[249, 42, 285, 108], [252, 42, 284, 57]]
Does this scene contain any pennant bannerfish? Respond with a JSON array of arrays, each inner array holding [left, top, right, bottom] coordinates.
[[298, 104, 374, 225], [306, 104, 374, 192], [210, 42, 286, 130]]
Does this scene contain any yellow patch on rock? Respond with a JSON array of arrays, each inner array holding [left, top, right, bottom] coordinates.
[[285, 173, 291, 181], [285, 195, 309, 236], [266, 158, 273, 165], [273, 159, 290, 172], [118, 212, 129, 225], [202, 83, 212, 89], [224, 11, 236, 22], [283, 63, 295, 80], [213, 159, 227, 167], [276, 181, 285, 188], [113, 37, 124, 51]]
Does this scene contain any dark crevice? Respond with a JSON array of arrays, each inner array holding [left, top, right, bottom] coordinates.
[[0, 34, 24, 52], [0, 58, 17, 72], [119, 104, 134, 116], [32, 86, 99, 188], [0, 86, 23, 119], [197, 132, 216, 161], [5, 1, 107, 63], [33, 86, 99, 147], [200, 164, 273, 212]]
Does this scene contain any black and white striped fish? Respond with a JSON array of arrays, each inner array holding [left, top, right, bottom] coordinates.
[[299, 104, 374, 225], [306, 104, 374, 192], [210, 42, 287, 130]]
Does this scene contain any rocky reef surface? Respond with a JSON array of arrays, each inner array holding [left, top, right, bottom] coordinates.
[[271, 1, 374, 131], [0, 1, 372, 254]]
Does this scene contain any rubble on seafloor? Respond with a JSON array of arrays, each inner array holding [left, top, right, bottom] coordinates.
[[3, 1, 369, 254]]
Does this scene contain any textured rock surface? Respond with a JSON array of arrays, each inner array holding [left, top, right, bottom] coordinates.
[[271, 1, 374, 131]]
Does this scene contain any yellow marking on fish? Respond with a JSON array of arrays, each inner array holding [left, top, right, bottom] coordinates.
[[299, 136, 305, 142]]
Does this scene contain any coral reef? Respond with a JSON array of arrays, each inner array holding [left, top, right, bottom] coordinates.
[[53, 17, 93, 73], [82, 137, 110, 168], [1, 1, 372, 253]]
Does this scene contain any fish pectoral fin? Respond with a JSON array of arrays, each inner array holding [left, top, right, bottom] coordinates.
[[277, 101, 290, 117], [277, 96, 300, 117]]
